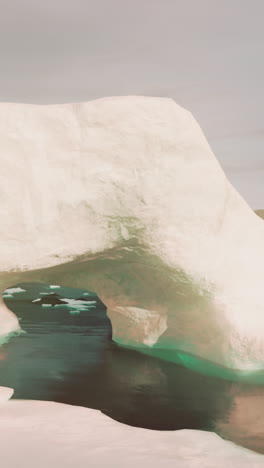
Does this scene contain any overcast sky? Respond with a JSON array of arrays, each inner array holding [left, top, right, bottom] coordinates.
[[0, 0, 263, 207]]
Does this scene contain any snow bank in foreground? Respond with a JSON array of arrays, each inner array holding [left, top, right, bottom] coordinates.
[[0, 393, 262, 467]]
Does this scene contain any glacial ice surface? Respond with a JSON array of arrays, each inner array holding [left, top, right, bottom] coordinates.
[[0, 96, 264, 374]]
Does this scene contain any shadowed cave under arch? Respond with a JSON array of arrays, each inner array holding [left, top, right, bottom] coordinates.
[[1, 242, 264, 384]]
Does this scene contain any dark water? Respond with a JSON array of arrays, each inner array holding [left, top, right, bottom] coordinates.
[[1, 298, 264, 454]]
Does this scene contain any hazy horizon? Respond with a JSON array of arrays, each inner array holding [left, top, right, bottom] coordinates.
[[0, 0, 263, 207]]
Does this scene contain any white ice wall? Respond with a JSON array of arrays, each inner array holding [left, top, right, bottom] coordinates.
[[0, 96, 264, 371]]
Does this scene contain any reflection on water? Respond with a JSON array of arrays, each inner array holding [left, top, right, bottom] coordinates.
[[0, 299, 264, 454]]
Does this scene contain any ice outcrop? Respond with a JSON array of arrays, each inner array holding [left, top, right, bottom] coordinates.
[[0, 96, 264, 374], [0, 297, 20, 337], [0, 386, 13, 403]]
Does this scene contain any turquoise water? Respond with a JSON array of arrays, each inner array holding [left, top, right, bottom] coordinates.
[[0, 292, 264, 454]]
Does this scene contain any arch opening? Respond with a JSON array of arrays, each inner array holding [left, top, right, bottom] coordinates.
[[1, 282, 264, 454]]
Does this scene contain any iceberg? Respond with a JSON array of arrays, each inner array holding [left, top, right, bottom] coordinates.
[[0, 96, 264, 376]]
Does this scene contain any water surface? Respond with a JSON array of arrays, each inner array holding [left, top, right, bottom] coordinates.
[[0, 295, 264, 454]]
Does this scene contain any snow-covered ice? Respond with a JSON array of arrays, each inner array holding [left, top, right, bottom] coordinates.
[[0, 96, 264, 372]]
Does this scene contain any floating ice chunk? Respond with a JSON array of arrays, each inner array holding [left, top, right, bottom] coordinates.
[[61, 298, 97, 308], [4, 287, 26, 294], [49, 285, 60, 289], [62, 298, 96, 307]]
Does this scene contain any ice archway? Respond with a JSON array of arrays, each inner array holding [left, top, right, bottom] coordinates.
[[1, 96, 264, 377]]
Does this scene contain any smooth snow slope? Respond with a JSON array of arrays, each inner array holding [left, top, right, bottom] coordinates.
[[0, 96, 264, 373]]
